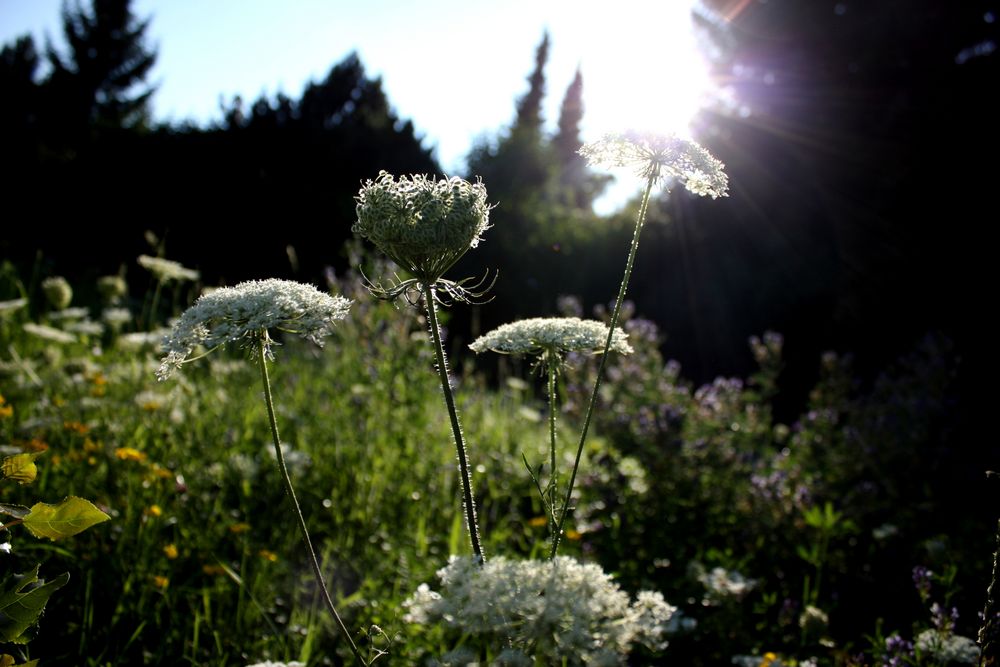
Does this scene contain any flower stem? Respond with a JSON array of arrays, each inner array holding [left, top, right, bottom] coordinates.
[[256, 336, 365, 665], [547, 355, 558, 544], [422, 283, 485, 562], [550, 169, 658, 560]]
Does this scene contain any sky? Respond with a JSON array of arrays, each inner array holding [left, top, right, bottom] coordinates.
[[1, 0, 720, 210]]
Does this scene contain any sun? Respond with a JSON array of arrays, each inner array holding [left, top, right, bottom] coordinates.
[[576, 1, 717, 140]]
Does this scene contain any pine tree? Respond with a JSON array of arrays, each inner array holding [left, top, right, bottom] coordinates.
[[513, 30, 550, 135], [45, 0, 157, 134], [553, 66, 583, 165]]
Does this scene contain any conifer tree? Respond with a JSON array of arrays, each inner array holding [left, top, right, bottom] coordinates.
[[45, 0, 157, 133]]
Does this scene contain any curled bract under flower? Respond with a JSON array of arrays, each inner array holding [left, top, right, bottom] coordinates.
[[469, 317, 633, 358], [353, 171, 492, 283], [579, 131, 729, 198], [157, 279, 350, 380]]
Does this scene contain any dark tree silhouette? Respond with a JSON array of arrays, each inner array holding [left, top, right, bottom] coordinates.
[[513, 30, 550, 135], [44, 0, 157, 137]]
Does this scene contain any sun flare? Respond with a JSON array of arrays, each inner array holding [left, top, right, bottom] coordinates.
[[576, 1, 717, 139]]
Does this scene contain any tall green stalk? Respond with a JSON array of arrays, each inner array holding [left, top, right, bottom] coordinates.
[[550, 168, 659, 560], [422, 283, 485, 562], [547, 354, 559, 544], [256, 336, 365, 665]]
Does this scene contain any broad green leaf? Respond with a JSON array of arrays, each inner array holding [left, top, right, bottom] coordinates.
[[0, 655, 40, 666], [0, 454, 41, 486], [0, 504, 29, 520], [0, 565, 70, 643], [22, 497, 110, 541]]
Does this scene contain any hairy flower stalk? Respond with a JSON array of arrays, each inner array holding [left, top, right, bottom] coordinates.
[[550, 132, 728, 559], [355, 172, 492, 562], [158, 280, 364, 664], [470, 317, 632, 548]]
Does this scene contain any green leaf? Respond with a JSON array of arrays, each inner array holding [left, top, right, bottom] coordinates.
[[0, 454, 41, 486], [0, 655, 40, 666], [22, 497, 110, 541], [0, 504, 30, 520], [0, 565, 70, 643]]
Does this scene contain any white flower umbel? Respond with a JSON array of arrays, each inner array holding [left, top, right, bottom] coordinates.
[[157, 279, 350, 380], [354, 171, 493, 563], [471, 317, 633, 551], [470, 317, 632, 358], [23, 323, 77, 344], [404, 555, 683, 664], [137, 254, 200, 283], [915, 629, 981, 665], [579, 131, 729, 198], [0, 298, 28, 316], [158, 278, 363, 664], [549, 133, 729, 560]]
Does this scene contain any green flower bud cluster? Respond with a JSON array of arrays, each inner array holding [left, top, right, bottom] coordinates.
[[354, 171, 491, 283], [41, 276, 73, 310]]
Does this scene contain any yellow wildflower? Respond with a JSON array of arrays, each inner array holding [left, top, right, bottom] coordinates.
[[63, 420, 89, 434], [163, 544, 178, 560], [759, 652, 779, 667], [145, 505, 162, 518], [528, 516, 548, 528], [149, 463, 173, 479], [114, 447, 147, 462], [202, 564, 226, 576], [228, 522, 251, 534], [565, 529, 582, 541], [0, 395, 11, 419], [258, 549, 279, 562], [152, 575, 169, 589]]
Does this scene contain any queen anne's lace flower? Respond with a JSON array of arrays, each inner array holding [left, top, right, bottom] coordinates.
[[404, 555, 683, 664], [469, 317, 632, 358], [138, 254, 200, 282], [0, 299, 27, 316], [915, 630, 981, 664], [354, 171, 491, 283], [158, 279, 350, 380], [579, 131, 729, 198], [23, 322, 77, 344]]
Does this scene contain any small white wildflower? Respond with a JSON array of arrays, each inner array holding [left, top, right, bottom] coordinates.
[[41, 276, 73, 309], [157, 279, 351, 380], [97, 275, 128, 303], [915, 629, 981, 665], [693, 563, 757, 601], [102, 307, 132, 328], [354, 171, 492, 283], [48, 307, 89, 320], [23, 322, 77, 344], [579, 131, 729, 198], [67, 319, 104, 336], [138, 254, 200, 282], [0, 298, 28, 316], [0, 542, 10, 554], [469, 317, 632, 358], [798, 605, 829, 635], [118, 329, 170, 351]]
